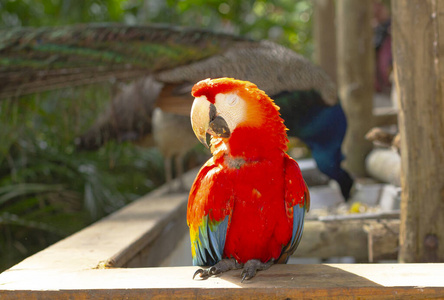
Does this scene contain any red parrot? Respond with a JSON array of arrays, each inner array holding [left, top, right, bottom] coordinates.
[[188, 78, 310, 281]]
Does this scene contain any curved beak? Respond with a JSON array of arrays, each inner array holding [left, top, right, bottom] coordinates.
[[191, 96, 211, 148], [190, 96, 231, 148]]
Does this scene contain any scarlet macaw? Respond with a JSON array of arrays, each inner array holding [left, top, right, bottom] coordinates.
[[188, 78, 310, 281]]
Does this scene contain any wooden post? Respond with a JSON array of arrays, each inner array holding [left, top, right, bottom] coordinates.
[[391, 0, 444, 263], [336, 0, 374, 177], [313, 0, 337, 83]]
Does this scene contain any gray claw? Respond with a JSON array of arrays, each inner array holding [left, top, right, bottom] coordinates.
[[241, 272, 249, 283], [193, 268, 204, 280], [240, 267, 255, 282], [209, 266, 217, 275], [239, 259, 274, 283], [192, 259, 243, 280], [192, 266, 221, 280]]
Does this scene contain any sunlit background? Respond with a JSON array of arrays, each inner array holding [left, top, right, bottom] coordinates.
[[0, 0, 313, 272]]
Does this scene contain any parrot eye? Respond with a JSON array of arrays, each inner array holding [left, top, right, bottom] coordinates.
[[214, 92, 247, 133], [226, 94, 239, 106]]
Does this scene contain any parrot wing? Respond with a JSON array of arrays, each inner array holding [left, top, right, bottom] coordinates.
[[277, 153, 310, 264], [187, 160, 234, 266]]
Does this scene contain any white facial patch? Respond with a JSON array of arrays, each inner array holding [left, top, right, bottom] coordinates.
[[214, 93, 247, 133]]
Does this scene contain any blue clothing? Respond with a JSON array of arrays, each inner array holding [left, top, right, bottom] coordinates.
[[274, 90, 354, 200]]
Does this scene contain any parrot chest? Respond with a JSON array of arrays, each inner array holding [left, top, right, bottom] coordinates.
[[222, 158, 292, 263]]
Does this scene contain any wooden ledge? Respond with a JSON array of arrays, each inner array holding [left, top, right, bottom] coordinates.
[[3, 168, 198, 271], [1, 167, 443, 298], [1, 264, 443, 299]]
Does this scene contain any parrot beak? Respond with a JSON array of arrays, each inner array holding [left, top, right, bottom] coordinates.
[[191, 96, 212, 148], [191, 96, 231, 148]]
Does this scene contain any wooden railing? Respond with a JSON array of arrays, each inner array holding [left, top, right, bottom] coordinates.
[[0, 168, 443, 299]]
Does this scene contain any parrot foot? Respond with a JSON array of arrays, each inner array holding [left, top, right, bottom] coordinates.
[[240, 259, 274, 282], [193, 258, 242, 280]]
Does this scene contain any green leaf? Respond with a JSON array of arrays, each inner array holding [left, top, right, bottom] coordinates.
[[0, 183, 64, 206], [0, 212, 65, 235]]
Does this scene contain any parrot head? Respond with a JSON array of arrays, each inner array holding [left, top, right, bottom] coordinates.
[[190, 78, 288, 158]]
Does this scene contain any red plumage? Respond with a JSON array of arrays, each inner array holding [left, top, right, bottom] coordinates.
[[188, 78, 309, 276]]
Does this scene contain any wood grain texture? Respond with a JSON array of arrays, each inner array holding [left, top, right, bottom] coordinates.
[[336, 0, 374, 176], [392, 0, 444, 262], [295, 219, 399, 261], [0, 167, 442, 298], [365, 220, 400, 262], [0, 264, 443, 299], [313, 0, 337, 84]]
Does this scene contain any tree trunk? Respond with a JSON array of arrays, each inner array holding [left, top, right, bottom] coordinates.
[[392, 0, 444, 263], [336, 0, 374, 177], [313, 0, 337, 84]]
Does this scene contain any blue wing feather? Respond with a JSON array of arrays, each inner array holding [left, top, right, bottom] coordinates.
[[277, 153, 309, 264], [290, 203, 306, 255], [192, 215, 229, 266], [277, 203, 307, 264]]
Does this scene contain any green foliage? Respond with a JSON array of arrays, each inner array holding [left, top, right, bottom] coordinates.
[[0, 0, 127, 26], [0, 0, 313, 272], [0, 85, 164, 271], [0, 0, 313, 56], [161, 0, 314, 56]]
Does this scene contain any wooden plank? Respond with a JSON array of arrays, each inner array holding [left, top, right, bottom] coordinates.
[[392, 0, 444, 263], [0, 264, 443, 299], [365, 221, 400, 262], [122, 203, 188, 268], [0, 165, 442, 298], [5, 168, 198, 271], [295, 219, 399, 261], [318, 211, 400, 222]]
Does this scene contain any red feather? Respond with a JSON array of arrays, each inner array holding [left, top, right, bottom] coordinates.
[[187, 78, 309, 265]]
